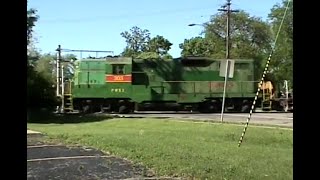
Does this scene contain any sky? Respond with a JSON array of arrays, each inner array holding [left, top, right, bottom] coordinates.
[[29, 0, 283, 58]]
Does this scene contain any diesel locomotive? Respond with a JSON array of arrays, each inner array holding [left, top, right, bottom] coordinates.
[[60, 56, 292, 113]]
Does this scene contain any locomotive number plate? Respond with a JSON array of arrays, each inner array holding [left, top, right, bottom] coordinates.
[[111, 88, 125, 92], [114, 76, 124, 81]]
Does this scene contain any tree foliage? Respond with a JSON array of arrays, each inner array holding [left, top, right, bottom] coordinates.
[[120, 26, 173, 59], [268, 0, 293, 87], [35, 53, 78, 83], [34, 54, 55, 84], [136, 52, 160, 60], [27, 7, 40, 63], [179, 37, 212, 57], [28, 53, 58, 109], [27, 6, 58, 110], [120, 26, 151, 57], [147, 35, 173, 56], [27, 8, 39, 46], [179, 0, 292, 87], [180, 11, 272, 60], [27, 65, 57, 109]]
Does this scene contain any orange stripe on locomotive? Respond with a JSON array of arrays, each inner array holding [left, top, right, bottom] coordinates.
[[105, 74, 132, 83]]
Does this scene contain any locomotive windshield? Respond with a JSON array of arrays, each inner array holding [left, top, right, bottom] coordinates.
[[112, 64, 125, 75]]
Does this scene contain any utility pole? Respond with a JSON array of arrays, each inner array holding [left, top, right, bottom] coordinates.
[[218, 0, 239, 59], [218, 0, 239, 122]]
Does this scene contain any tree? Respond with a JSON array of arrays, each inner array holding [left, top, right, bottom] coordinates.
[[162, 53, 173, 60], [147, 35, 173, 56], [27, 5, 59, 111], [35, 53, 77, 83], [267, 0, 293, 88], [136, 52, 160, 60], [64, 54, 77, 61], [179, 37, 213, 57], [27, 6, 40, 64], [35, 54, 55, 83], [120, 26, 173, 58], [179, 10, 273, 79], [28, 52, 57, 110], [27, 8, 39, 46], [120, 26, 151, 57]]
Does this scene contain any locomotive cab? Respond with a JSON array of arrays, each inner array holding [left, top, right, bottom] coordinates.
[[105, 57, 132, 88], [104, 57, 134, 113]]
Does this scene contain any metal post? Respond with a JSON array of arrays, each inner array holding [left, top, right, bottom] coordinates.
[[218, 0, 238, 122], [56, 45, 61, 97], [226, 1, 230, 59], [61, 64, 65, 113], [221, 60, 229, 122], [284, 80, 289, 112], [54, 46, 114, 113], [262, 83, 265, 106], [221, 1, 231, 123]]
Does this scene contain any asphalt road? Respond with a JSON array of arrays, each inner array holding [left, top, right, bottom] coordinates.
[[27, 134, 151, 180], [110, 112, 293, 128]]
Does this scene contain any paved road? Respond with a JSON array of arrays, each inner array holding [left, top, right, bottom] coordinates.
[[27, 134, 151, 180], [110, 112, 293, 128]]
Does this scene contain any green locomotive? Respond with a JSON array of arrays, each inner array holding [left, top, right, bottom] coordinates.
[[62, 56, 286, 113]]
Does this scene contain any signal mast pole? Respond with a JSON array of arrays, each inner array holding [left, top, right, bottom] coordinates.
[[56, 45, 62, 97], [218, 0, 239, 122], [55, 45, 63, 113]]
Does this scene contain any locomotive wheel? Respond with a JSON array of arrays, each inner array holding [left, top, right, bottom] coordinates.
[[206, 104, 216, 113], [199, 100, 219, 113], [118, 105, 133, 114], [241, 100, 250, 113], [278, 100, 289, 112], [119, 105, 127, 114], [82, 105, 91, 114], [241, 105, 250, 113]]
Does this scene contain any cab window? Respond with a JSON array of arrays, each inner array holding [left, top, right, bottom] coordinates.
[[112, 64, 125, 75]]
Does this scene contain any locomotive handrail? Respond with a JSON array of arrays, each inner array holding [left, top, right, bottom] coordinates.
[[158, 80, 261, 96]]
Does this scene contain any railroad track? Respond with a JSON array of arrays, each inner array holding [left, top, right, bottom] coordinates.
[[58, 111, 293, 128]]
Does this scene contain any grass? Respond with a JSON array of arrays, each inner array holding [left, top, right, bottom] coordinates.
[[28, 117, 293, 180]]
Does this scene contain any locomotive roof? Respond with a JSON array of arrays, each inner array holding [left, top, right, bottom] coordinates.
[[76, 57, 132, 64], [76, 56, 254, 64]]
